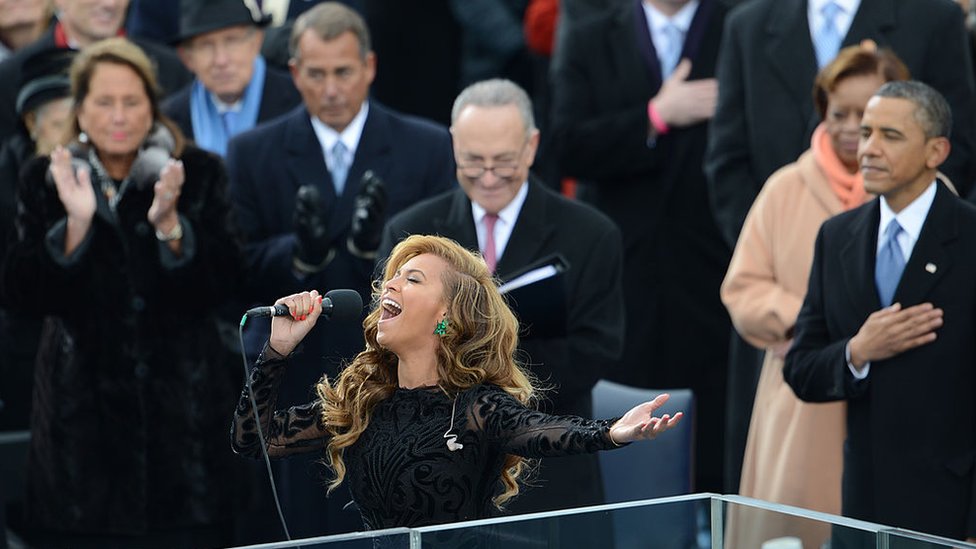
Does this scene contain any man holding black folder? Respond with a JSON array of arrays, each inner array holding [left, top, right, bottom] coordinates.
[[377, 78, 625, 517]]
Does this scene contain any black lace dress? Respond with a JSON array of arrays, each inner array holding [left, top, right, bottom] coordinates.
[[231, 347, 623, 530]]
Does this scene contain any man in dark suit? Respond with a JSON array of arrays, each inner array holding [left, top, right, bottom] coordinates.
[[704, 0, 976, 492], [226, 2, 454, 536], [785, 81, 976, 543], [550, 0, 731, 492], [0, 0, 192, 143], [162, 0, 301, 157], [706, 0, 976, 249], [377, 79, 624, 521]]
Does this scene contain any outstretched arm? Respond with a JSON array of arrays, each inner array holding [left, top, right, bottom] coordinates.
[[474, 388, 683, 457]]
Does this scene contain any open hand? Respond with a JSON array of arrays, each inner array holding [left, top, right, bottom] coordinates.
[[848, 303, 943, 368], [269, 290, 324, 356], [147, 159, 184, 231], [49, 146, 96, 223], [609, 393, 684, 444], [650, 59, 718, 128]]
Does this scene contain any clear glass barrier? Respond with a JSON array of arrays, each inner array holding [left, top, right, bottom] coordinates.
[[230, 527, 411, 549], [884, 528, 976, 549], [414, 493, 712, 549], [226, 495, 974, 549]]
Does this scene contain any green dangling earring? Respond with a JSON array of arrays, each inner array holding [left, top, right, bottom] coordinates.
[[434, 318, 449, 336]]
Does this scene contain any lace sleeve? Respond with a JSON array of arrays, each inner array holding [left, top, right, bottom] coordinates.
[[470, 387, 622, 458], [230, 344, 330, 458]]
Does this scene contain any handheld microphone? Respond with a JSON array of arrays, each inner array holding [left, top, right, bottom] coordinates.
[[245, 289, 363, 322]]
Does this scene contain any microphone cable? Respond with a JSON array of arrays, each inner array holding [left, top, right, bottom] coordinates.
[[238, 314, 292, 541]]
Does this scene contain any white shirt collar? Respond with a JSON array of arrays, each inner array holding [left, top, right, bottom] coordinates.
[[210, 93, 243, 114], [471, 179, 529, 227], [643, 0, 699, 34], [877, 181, 937, 257], [309, 101, 370, 159]]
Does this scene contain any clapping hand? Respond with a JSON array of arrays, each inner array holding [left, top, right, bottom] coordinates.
[[348, 170, 387, 256], [609, 393, 683, 445], [147, 159, 184, 232], [293, 185, 333, 271], [49, 146, 96, 224], [269, 290, 324, 356]]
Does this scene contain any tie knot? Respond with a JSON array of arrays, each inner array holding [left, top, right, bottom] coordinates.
[[332, 141, 347, 157], [821, 2, 841, 23], [484, 213, 499, 230], [884, 219, 903, 241]]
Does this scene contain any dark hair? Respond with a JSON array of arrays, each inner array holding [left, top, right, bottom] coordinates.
[[813, 44, 910, 120], [873, 80, 952, 139], [67, 37, 186, 155], [288, 2, 371, 62]]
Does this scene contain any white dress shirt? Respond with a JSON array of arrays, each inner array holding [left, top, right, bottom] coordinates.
[[642, 0, 700, 71], [310, 101, 369, 178], [848, 181, 937, 379], [471, 181, 529, 265]]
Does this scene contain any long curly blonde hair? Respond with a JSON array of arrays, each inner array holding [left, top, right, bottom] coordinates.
[[316, 234, 536, 508]]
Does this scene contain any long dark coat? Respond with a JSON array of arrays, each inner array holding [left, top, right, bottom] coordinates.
[[1, 145, 245, 535]]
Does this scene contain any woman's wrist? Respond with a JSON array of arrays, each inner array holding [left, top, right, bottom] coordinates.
[[608, 426, 625, 447], [153, 215, 181, 239]]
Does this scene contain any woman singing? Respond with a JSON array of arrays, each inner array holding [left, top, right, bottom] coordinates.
[[232, 234, 682, 530]]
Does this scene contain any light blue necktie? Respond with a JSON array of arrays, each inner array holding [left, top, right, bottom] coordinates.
[[875, 220, 906, 307], [222, 110, 237, 138], [813, 2, 843, 69], [660, 22, 684, 78], [329, 141, 349, 196]]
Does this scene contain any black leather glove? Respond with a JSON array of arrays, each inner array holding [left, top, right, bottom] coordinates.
[[293, 184, 333, 272], [348, 170, 387, 257]]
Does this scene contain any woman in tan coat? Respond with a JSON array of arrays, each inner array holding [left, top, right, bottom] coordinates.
[[722, 43, 908, 549]]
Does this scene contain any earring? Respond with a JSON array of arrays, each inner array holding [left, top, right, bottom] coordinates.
[[78, 131, 88, 144], [434, 318, 449, 336], [445, 434, 463, 452]]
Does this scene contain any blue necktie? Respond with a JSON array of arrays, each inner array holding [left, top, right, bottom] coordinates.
[[659, 22, 683, 78], [222, 110, 237, 138], [330, 141, 349, 195], [813, 2, 843, 69], [875, 220, 906, 307]]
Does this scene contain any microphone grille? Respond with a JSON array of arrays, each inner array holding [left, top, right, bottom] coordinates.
[[324, 289, 363, 323]]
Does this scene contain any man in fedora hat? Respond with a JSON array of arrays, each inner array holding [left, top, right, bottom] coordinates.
[[163, 0, 301, 157]]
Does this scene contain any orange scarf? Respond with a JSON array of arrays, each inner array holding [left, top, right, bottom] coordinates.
[[811, 123, 866, 210]]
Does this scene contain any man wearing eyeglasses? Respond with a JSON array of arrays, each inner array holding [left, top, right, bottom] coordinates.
[[377, 79, 624, 527], [163, 0, 301, 157]]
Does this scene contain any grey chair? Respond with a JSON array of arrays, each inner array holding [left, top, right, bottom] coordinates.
[[591, 380, 697, 548]]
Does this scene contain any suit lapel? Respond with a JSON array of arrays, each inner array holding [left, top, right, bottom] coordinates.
[[840, 200, 882, 315], [843, 0, 895, 48], [284, 108, 333, 199], [495, 180, 556, 279], [765, 0, 819, 126], [893, 183, 956, 306], [435, 189, 479, 251], [631, 3, 663, 91]]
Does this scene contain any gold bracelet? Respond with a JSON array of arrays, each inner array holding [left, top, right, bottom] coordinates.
[[608, 428, 624, 447]]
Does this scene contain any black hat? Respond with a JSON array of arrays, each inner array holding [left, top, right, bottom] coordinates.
[[174, 0, 272, 44], [16, 47, 76, 117]]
